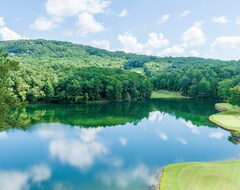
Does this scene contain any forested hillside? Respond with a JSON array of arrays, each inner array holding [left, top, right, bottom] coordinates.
[[0, 40, 152, 103], [0, 39, 158, 69], [1, 39, 240, 104], [146, 57, 240, 101]]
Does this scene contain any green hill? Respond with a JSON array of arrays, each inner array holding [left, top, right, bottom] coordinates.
[[0, 39, 159, 69], [1, 39, 240, 103]]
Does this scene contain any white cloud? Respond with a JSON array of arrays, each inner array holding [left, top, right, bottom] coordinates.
[[91, 40, 110, 50], [157, 131, 168, 141], [179, 10, 190, 18], [34, 0, 110, 35], [0, 17, 24, 41], [118, 33, 144, 53], [68, 12, 105, 37], [45, 0, 110, 17], [118, 32, 169, 55], [50, 139, 107, 171], [79, 128, 102, 142], [0, 27, 22, 41], [146, 33, 169, 49], [30, 16, 57, 31], [178, 138, 188, 145], [111, 159, 124, 167], [160, 44, 185, 56], [0, 17, 4, 27], [211, 36, 240, 48], [37, 124, 66, 139], [180, 119, 200, 134], [38, 125, 108, 171], [158, 14, 170, 24], [0, 165, 51, 190], [181, 22, 206, 47], [0, 132, 7, 139], [212, 16, 231, 24], [97, 164, 157, 188], [29, 165, 51, 183], [235, 17, 240, 24], [49, 128, 108, 171], [209, 131, 225, 139], [148, 111, 164, 122], [118, 9, 128, 17], [0, 171, 29, 190], [119, 137, 128, 146], [190, 50, 200, 57]]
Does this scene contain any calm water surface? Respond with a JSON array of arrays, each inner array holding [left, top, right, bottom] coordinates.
[[0, 99, 240, 190]]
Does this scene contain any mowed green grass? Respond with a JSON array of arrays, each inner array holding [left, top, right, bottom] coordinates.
[[151, 90, 187, 99], [130, 68, 145, 75], [209, 103, 240, 132], [160, 160, 240, 190], [215, 103, 240, 112]]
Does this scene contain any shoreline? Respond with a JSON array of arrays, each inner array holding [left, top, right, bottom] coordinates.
[[209, 103, 240, 132]]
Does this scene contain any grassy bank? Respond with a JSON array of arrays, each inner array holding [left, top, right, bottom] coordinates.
[[130, 68, 145, 75], [159, 160, 240, 190], [209, 103, 240, 132], [151, 90, 187, 99]]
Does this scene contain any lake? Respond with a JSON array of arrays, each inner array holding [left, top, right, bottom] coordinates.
[[0, 99, 240, 190]]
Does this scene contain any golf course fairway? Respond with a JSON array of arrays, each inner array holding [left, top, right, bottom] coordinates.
[[209, 103, 240, 132], [159, 160, 240, 190], [151, 90, 187, 99]]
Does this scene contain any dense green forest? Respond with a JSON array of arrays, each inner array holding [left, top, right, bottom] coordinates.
[[146, 58, 240, 102], [0, 39, 157, 69], [0, 49, 22, 129], [0, 39, 240, 105], [0, 40, 152, 103], [11, 66, 151, 103]]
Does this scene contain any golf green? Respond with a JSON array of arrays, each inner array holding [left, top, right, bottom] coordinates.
[[209, 103, 240, 132], [160, 160, 240, 190]]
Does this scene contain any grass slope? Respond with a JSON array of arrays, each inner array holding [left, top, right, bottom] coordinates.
[[160, 160, 240, 190], [209, 103, 240, 132], [151, 90, 187, 99], [130, 68, 145, 75]]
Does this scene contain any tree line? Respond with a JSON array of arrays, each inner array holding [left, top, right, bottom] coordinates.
[[10, 64, 152, 103], [1, 40, 240, 106], [145, 57, 240, 105]]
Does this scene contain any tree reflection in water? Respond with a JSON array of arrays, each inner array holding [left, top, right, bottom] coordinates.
[[228, 132, 240, 145]]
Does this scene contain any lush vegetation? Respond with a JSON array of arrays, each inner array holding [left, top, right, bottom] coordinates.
[[0, 40, 152, 103], [0, 39, 159, 69], [125, 55, 240, 102], [229, 85, 240, 106], [159, 160, 240, 190], [1, 39, 240, 103], [0, 50, 21, 129], [10, 66, 151, 103], [2, 39, 240, 189], [146, 57, 240, 101], [209, 103, 240, 132]]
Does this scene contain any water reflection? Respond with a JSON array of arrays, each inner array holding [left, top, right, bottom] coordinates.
[[179, 119, 200, 135], [228, 132, 240, 145], [209, 131, 226, 139], [97, 164, 157, 189], [48, 127, 108, 171], [0, 99, 240, 189], [0, 164, 51, 190], [7, 99, 218, 130]]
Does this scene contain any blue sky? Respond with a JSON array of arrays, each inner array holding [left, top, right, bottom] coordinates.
[[1, 0, 240, 60]]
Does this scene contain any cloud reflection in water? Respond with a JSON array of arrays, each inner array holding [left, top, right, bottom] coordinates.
[[38, 125, 108, 171], [0, 164, 51, 190]]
